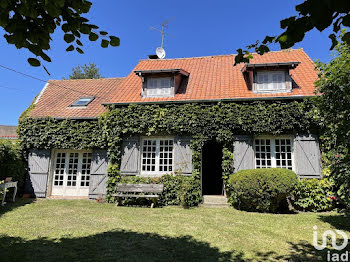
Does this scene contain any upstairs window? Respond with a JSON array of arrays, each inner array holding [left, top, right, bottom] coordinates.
[[71, 96, 94, 107], [256, 71, 287, 93], [145, 77, 172, 97]]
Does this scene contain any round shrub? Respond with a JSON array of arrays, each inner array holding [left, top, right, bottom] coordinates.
[[228, 168, 298, 213], [292, 178, 334, 212]]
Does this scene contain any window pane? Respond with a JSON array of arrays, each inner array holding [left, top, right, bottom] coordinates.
[[141, 139, 157, 172], [146, 78, 171, 97], [81, 153, 92, 187], [67, 153, 79, 187], [275, 139, 293, 170], [141, 138, 174, 173], [159, 139, 173, 172], [257, 71, 286, 92], [255, 139, 272, 168], [54, 152, 66, 186]]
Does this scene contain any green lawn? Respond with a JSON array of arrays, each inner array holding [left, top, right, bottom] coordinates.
[[0, 199, 349, 261]]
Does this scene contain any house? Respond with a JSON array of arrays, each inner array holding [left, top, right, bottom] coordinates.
[[21, 49, 321, 199], [0, 125, 18, 140]]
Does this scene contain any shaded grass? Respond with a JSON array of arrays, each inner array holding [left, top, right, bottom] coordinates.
[[0, 199, 349, 261]]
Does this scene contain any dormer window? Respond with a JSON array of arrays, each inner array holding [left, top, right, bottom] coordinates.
[[147, 77, 172, 97], [70, 96, 94, 107], [241, 62, 300, 94], [134, 69, 190, 98], [256, 71, 286, 92]]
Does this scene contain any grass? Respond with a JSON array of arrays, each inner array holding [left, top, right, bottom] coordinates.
[[0, 199, 349, 261]]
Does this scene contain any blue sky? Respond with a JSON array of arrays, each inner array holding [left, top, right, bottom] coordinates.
[[0, 0, 333, 125]]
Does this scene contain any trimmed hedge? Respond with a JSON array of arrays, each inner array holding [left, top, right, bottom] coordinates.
[[292, 178, 334, 212], [228, 168, 298, 213], [117, 174, 202, 207]]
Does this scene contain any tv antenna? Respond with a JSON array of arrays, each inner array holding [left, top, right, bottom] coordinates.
[[150, 17, 175, 58]]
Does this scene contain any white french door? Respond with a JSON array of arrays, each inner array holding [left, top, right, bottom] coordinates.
[[51, 150, 92, 196]]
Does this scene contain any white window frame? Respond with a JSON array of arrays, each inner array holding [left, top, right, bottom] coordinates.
[[254, 136, 295, 171], [51, 149, 92, 196], [144, 77, 173, 98], [256, 71, 288, 93], [140, 137, 174, 176]]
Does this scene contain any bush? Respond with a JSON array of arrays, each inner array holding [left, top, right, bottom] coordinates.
[[117, 174, 202, 207], [179, 176, 202, 208], [292, 178, 334, 212], [228, 168, 298, 213], [0, 140, 26, 190]]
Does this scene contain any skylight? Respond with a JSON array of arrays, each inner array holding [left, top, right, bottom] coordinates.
[[71, 96, 95, 107]]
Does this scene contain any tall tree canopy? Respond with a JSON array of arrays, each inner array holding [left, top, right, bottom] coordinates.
[[0, 0, 120, 67], [235, 0, 350, 64], [313, 33, 350, 207], [69, 63, 102, 79]]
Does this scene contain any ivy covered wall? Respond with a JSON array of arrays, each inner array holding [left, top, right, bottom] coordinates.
[[18, 100, 317, 203]]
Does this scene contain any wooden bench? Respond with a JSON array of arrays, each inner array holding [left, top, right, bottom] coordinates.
[[112, 183, 164, 208]]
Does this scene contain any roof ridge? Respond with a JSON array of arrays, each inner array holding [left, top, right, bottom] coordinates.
[[139, 48, 304, 61], [49, 77, 124, 81]]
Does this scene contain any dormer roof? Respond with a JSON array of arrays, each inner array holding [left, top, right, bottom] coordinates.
[[107, 48, 318, 105], [28, 49, 318, 119]]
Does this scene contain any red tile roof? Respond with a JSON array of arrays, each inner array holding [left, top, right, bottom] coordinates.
[[108, 48, 318, 104], [29, 78, 123, 118], [29, 49, 318, 118], [0, 125, 18, 139]]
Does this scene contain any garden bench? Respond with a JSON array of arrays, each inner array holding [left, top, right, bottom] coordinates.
[[112, 183, 164, 208]]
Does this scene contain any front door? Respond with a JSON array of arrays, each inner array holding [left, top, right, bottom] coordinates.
[[51, 150, 92, 197], [202, 140, 223, 195]]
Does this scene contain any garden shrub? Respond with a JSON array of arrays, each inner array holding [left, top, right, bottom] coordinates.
[[0, 140, 26, 191], [228, 168, 298, 213], [292, 178, 334, 212], [179, 176, 202, 208], [117, 174, 202, 207]]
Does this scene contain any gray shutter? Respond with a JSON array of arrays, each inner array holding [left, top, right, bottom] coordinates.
[[174, 136, 192, 175], [120, 137, 140, 175], [294, 134, 322, 178], [233, 135, 255, 172], [27, 149, 51, 198], [89, 150, 109, 199]]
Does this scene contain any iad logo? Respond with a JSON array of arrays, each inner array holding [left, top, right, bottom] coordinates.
[[313, 225, 349, 261]]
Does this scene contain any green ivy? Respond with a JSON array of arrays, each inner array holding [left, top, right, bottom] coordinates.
[[18, 118, 106, 151], [19, 100, 316, 205]]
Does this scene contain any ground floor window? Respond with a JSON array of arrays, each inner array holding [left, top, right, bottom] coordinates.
[[52, 150, 92, 196], [254, 137, 293, 170], [141, 138, 174, 175]]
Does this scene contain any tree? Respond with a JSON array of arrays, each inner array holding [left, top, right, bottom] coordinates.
[[235, 0, 350, 64], [68, 63, 102, 79], [0, 1, 120, 67], [313, 32, 350, 208]]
